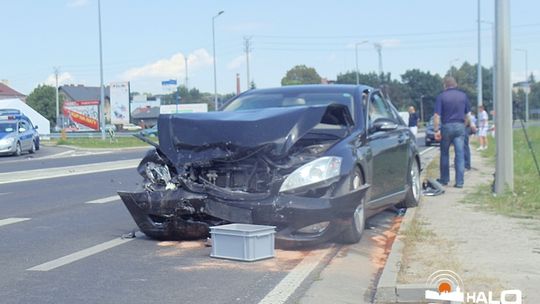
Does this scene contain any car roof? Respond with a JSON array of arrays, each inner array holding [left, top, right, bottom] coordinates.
[[240, 84, 373, 96]]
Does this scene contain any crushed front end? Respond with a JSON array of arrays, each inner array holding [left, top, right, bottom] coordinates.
[[119, 105, 368, 247]]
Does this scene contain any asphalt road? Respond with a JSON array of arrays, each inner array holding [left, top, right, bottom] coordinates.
[[0, 138, 433, 304]]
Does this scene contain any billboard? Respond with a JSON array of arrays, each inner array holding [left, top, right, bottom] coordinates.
[[63, 100, 100, 131], [110, 81, 130, 125]]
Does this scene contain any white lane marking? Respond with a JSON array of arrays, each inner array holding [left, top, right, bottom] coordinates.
[[85, 195, 120, 204], [36, 150, 74, 159], [420, 147, 436, 155], [0, 159, 139, 185], [0, 192, 10, 196], [258, 247, 332, 304], [0, 217, 31, 227], [27, 237, 134, 271]]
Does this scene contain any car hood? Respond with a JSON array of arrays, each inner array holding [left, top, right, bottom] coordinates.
[[157, 104, 353, 167], [0, 132, 14, 139]]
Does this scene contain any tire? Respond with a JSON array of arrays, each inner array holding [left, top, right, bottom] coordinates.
[[29, 141, 36, 154], [397, 159, 421, 208], [340, 168, 366, 244], [14, 142, 22, 156]]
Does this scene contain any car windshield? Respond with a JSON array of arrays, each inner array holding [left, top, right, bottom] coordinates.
[[222, 92, 355, 121], [0, 123, 17, 133]]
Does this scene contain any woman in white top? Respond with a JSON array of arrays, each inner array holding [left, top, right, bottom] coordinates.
[[477, 105, 489, 150]]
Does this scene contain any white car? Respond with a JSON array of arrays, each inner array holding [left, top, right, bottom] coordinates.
[[122, 123, 142, 131]]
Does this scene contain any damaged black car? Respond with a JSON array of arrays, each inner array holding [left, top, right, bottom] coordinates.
[[119, 85, 421, 247]]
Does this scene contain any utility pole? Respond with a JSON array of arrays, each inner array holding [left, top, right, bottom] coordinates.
[[355, 40, 368, 85], [374, 43, 383, 79], [54, 67, 60, 129], [97, 0, 106, 140], [494, 0, 513, 193], [477, 0, 483, 108], [244, 36, 252, 91], [212, 10, 224, 111]]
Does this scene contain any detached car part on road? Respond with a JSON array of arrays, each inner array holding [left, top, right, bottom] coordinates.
[[119, 85, 421, 247]]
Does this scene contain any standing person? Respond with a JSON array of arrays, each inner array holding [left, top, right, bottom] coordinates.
[[464, 113, 477, 170], [477, 105, 489, 150], [433, 76, 471, 188], [408, 106, 419, 136]]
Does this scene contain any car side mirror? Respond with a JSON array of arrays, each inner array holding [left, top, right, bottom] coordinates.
[[370, 118, 398, 133], [34, 125, 39, 130], [19, 127, 26, 133]]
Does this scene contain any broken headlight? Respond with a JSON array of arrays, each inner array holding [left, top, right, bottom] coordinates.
[[144, 162, 172, 185], [279, 156, 342, 192]]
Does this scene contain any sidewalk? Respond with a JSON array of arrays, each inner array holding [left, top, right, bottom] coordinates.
[[297, 147, 540, 303], [387, 148, 540, 302]]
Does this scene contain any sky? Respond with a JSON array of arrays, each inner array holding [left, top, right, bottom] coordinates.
[[1, 0, 539, 96]]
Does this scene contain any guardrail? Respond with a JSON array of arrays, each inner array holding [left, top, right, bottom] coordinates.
[[46, 132, 139, 139]]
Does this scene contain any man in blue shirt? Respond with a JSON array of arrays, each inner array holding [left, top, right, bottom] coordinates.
[[433, 76, 470, 188], [408, 106, 419, 136]]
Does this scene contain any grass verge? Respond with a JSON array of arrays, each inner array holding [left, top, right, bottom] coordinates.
[[46, 136, 151, 149], [468, 125, 540, 217]]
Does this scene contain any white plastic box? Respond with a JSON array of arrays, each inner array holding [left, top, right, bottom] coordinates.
[[210, 223, 276, 262]]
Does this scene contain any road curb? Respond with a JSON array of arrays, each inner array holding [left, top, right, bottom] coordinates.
[[374, 206, 418, 303]]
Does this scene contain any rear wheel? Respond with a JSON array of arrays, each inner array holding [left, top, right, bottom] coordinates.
[[29, 141, 36, 154], [340, 168, 366, 244], [14, 142, 22, 156], [397, 159, 421, 208]]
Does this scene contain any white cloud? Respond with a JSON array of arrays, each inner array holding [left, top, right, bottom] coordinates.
[[227, 55, 245, 70], [67, 0, 89, 8], [120, 49, 213, 82], [44, 72, 74, 86]]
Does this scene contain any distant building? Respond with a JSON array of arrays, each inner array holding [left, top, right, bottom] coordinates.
[[0, 82, 26, 101]]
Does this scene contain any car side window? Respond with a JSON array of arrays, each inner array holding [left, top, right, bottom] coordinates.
[[369, 93, 395, 125], [19, 121, 27, 132]]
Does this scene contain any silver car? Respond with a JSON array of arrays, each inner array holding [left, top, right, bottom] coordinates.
[[0, 119, 38, 156]]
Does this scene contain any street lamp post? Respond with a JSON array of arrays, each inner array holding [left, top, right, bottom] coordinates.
[[355, 40, 368, 85], [477, 0, 483, 108], [97, 0, 105, 140], [515, 48, 529, 122], [212, 10, 224, 111]]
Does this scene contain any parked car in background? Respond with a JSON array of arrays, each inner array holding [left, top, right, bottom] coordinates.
[[0, 111, 40, 156], [122, 123, 142, 131], [424, 116, 439, 146], [119, 85, 421, 248], [140, 125, 158, 137]]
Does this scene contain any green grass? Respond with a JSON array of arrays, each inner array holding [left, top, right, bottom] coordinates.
[[469, 126, 540, 217], [47, 136, 152, 149]]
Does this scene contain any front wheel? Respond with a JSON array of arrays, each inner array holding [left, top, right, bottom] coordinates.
[[29, 141, 36, 154], [397, 159, 421, 208], [340, 168, 366, 244], [14, 142, 22, 156]]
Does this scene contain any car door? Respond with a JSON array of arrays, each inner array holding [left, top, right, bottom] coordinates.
[[18, 121, 32, 150], [366, 92, 409, 206]]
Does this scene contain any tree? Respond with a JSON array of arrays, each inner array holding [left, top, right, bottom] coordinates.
[[26, 85, 62, 127], [281, 65, 322, 86], [400, 69, 443, 120]]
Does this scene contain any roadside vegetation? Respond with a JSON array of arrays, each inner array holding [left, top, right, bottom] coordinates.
[[469, 125, 540, 217], [46, 136, 151, 149]]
